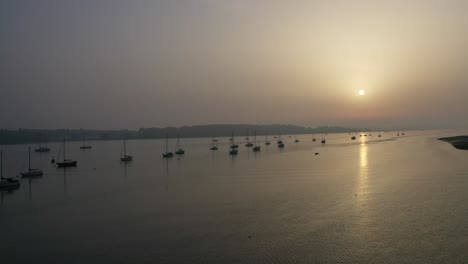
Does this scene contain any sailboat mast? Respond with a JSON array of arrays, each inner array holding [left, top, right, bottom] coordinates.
[[1, 151, 2, 179], [123, 138, 127, 156], [63, 138, 66, 160], [28, 145, 31, 171], [165, 133, 168, 153]]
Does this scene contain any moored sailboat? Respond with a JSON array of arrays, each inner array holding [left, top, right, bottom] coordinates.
[[20, 146, 43, 177], [175, 134, 185, 155], [80, 133, 92, 150], [0, 151, 20, 190], [210, 137, 218, 150], [162, 133, 174, 158], [253, 131, 260, 152], [229, 132, 238, 155], [56, 138, 77, 167], [120, 138, 133, 162]]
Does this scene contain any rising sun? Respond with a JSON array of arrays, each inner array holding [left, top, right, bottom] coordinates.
[[359, 90, 365, 96]]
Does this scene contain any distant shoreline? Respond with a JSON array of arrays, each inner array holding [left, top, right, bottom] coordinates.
[[0, 124, 370, 146], [438, 136, 468, 150]]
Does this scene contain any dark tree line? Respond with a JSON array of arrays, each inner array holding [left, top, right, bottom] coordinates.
[[0, 125, 369, 145]]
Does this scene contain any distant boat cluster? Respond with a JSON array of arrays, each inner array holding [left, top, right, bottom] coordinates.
[[0, 131, 406, 191]]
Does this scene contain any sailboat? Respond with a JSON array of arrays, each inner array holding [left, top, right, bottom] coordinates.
[[34, 135, 51, 153], [253, 131, 260, 152], [245, 129, 253, 147], [295, 136, 300, 143], [230, 132, 238, 149], [162, 133, 173, 158], [120, 138, 133, 162], [79, 133, 92, 150], [0, 151, 20, 190], [312, 134, 317, 142], [265, 131, 271, 145], [56, 138, 77, 167], [321, 134, 326, 144], [20, 146, 43, 177], [229, 132, 238, 155], [210, 137, 218, 150], [175, 135, 185, 155]]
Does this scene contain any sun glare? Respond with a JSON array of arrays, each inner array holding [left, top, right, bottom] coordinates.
[[359, 90, 365, 96]]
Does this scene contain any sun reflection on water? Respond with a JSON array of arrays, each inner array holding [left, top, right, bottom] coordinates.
[[357, 142, 369, 202]]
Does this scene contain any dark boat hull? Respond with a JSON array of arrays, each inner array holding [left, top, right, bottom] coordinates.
[[162, 153, 174, 158], [34, 148, 50, 153], [0, 178, 20, 190], [120, 156, 133, 162], [56, 160, 77, 167]]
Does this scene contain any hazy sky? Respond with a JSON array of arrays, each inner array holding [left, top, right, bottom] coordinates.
[[1, 0, 468, 130]]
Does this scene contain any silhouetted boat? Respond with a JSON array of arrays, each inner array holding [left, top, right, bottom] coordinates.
[[120, 138, 133, 162], [0, 151, 20, 190], [20, 146, 43, 177], [80, 134, 92, 150], [175, 135, 185, 155], [253, 131, 260, 152], [321, 134, 326, 144], [34, 134, 51, 153], [277, 134, 285, 148], [244, 129, 253, 147], [34, 146, 51, 153], [312, 134, 317, 142], [210, 137, 218, 150], [229, 148, 238, 155], [162, 133, 173, 158], [230, 132, 239, 148], [295, 136, 299, 143], [265, 131, 271, 145], [229, 132, 239, 155], [351, 136, 356, 140], [56, 138, 77, 167]]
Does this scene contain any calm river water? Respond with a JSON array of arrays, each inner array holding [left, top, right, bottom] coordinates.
[[1, 130, 468, 263]]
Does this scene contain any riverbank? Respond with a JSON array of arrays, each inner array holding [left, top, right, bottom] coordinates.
[[438, 136, 468, 150]]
